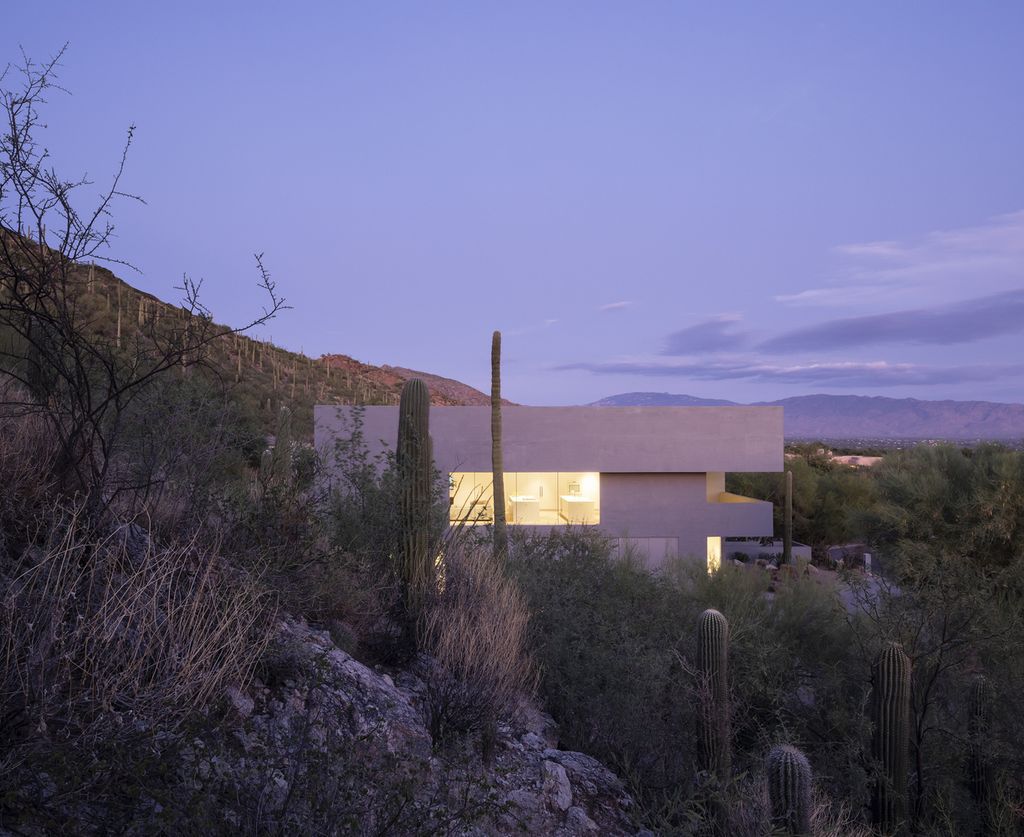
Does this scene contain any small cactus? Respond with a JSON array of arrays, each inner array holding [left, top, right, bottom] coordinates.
[[397, 379, 434, 616], [697, 608, 731, 780], [766, 744, 813, 836], [871, 642, 911, 834]]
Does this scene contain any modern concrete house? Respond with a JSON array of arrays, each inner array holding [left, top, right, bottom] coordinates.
[[315, 405, 783, 570]]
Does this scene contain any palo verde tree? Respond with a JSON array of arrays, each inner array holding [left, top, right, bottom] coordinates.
[[0, 48, 286, 517]]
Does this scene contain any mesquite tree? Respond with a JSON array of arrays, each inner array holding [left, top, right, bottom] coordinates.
[[0, 48, 285, 517]]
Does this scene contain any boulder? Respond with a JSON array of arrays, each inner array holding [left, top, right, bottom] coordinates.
[[542, 759, 573, 811]]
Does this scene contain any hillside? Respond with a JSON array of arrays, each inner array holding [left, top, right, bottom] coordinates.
[[35, 259, 499, 439], [322, 356, 513, 407], [591, 392, 1024, 440]]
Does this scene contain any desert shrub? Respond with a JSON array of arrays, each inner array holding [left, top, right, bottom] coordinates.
[[0, 496, 276, 830], [509, 529, 699, 819], [728, 456, 876, 560], [509, 528, 866, 834], [113, 375, 259, 535], [420, 541, 535, 745], [0, 503, 274, 742], [861, 443, 1024, 574], [0, 404, 58, 560], [318, 409, 451, 663]]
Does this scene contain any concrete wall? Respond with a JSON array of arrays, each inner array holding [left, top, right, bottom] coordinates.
[[599, 473, 773, 563], [315, 404, 780, 568], [315, 405, 783, 474]]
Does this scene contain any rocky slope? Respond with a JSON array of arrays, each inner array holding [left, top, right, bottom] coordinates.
[[321, 356, 515, 407], [187, 619, 637, 835], [6, 618, 637, 835], [37, 258, 509, 444]]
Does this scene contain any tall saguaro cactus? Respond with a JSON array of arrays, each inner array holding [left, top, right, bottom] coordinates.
[[871, 642, 912, 834], [261, 405, 294, 487], [766, 744, 813, 837], [782, 469, 793, 565], [697, 608, 731, 780], [491, 330, 507, 558], [967, 675, 994, 819], [397, 379, 434, 616]]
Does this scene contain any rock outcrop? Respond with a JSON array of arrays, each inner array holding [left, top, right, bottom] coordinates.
[[174, 619, 637, 835]]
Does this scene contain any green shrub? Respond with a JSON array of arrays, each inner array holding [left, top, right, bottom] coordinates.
[[509, 529, 866, 833]]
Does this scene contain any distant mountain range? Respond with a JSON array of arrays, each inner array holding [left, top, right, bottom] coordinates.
[[590, 392, 1024, 440]]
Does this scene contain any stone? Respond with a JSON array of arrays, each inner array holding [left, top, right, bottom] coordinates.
[[566, 805, 599, 831], [542, 759, 573, 811], [225, 686, 254, 719]]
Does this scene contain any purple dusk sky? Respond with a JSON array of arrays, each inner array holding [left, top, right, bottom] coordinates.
[[5, 3, 1024, 405]]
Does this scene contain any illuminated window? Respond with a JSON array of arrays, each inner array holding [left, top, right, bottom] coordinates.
[[706, 536, 722, 574], [449, 472, 600, 526]]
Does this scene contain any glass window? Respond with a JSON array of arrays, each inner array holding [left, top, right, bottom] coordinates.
[[449, 472, 600, 526]]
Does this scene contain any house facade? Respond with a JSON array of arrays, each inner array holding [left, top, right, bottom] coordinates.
[[314, 404, 783, 570]]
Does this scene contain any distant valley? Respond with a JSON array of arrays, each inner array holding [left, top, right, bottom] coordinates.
[[590, 392, 1024, 441]]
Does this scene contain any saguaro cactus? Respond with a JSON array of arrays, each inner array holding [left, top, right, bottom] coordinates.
[[967, 675, 994, 817], [766, 744, 813, 836], [697, 608, 731, 780], [261, 405, 294, 487], [491, 330, 507, 558], [783, 469, 793, 565], [397, 379, 434, 615], [871, 642, 912, 834]]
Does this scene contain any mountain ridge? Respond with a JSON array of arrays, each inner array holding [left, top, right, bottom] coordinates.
[[589, 392, 1024, 439]]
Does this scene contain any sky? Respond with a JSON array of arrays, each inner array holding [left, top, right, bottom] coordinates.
[[4, 2, 1024, 405]]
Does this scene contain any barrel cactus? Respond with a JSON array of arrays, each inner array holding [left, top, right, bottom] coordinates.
[[766, 744, 813, 836], [490, 330, 507, 558], [871, 642, 911, 833], [397, 379, 434, 615], [697, 608, 731, 780]]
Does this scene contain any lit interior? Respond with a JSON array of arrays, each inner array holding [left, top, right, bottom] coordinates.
[[449, 472, 600, 526], [706, 536, 722, 574]]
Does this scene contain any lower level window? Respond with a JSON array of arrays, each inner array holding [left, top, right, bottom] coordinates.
[[449, 471, 600, 526]]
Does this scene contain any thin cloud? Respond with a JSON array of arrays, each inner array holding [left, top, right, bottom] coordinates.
[[599, 301, 632, 312], [662, 315, 747, 355], [556, 358, 1024, 388], [779, 210, 1024, 307], [760, 289, 1024, 353], [774, 285, 895, 307], [506, 318, 559, 337]]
